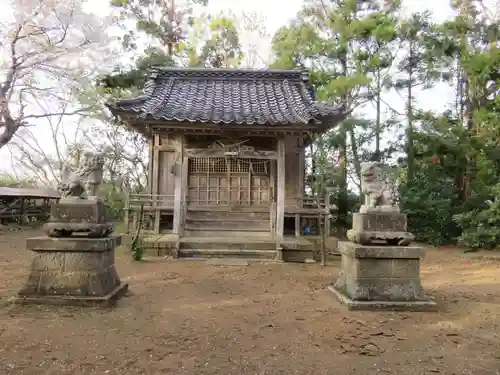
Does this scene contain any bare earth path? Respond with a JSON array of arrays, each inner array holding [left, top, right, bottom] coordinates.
[[1, 230, 500, 375]]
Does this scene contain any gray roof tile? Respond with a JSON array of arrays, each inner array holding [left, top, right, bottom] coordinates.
[[107, 68, 343, 126]]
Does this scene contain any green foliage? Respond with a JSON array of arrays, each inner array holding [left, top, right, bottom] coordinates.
[[98, 49, 176, 91], [400, 163, 462, 245], [93, 0, 499, 252], [101, 184, 126, 221], [184, 12, 243, 68], [131, 236, 144, 261]]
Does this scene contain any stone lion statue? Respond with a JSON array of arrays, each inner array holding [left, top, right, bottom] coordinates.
[[57, 152, 105, 200], [359, 162, 398, 213]]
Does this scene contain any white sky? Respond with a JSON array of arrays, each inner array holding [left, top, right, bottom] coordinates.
[[0, 0, 497, 177]]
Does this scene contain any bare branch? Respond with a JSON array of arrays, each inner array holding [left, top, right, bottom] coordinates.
[[0, 0, 113, 149]]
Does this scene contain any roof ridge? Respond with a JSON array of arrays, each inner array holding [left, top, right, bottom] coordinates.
[[148, 67, 309, 82]]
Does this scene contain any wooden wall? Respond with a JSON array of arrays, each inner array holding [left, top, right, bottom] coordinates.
[[148, 132, 305, 204], [150, 134, 184, 198], [283, 135, 304, 205]]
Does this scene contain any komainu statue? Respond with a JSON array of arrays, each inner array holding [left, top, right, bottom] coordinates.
[[359, 162, 398, 213], [45, 152, 112, 238], [57, 152, 105, 200], [346, 162, 413, 246]]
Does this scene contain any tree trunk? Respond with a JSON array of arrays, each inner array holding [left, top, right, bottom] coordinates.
[[406, 41, 415, 183], [0, 96, 20, 149], [338, 133, 349, 230], [349, 128, 361, 187], [375, 69, 382, 162]]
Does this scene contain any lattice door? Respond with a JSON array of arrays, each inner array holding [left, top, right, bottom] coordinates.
[[187, 157, 270, 206]]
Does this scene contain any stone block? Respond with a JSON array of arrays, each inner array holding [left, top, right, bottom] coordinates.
[[331, 242, 436, 311], [348, 213, 414, 246], [16, 236, 128, 307], [31, 252, 65, 271], [352, 212, 408, 232], [50, 199, 107, 224], [338, 243, 424, 259], [63, 250, 114, 272], [43, 200, 113, 238], [27, 236, 121, 252]]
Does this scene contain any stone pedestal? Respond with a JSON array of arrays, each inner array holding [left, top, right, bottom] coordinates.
[[15, 236, 128, 307], [329, 242, 437, 311], [347, 212, 414, 246], [43, 199, 113, 238]]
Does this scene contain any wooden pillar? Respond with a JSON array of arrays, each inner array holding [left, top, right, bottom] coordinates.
[[275, 138, 286, 262], [270, 159, 276, 234], [180, 155, 189, 236], [298, 139, 305, 202], [276, 138, 285, 239], [152, 134, 161, 233], [172, 134, 184, 235], [147, 138, 154, 194], [124, 193, 130, 234], [295, 213, 300, 237]]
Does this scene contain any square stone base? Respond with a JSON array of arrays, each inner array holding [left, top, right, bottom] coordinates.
[[328, 285, 437, 311], [17, 236, 128, 306], [332, 242, 436, 310], [348, 212, 414, 245], [14, 282, 129, 307], [44, 200, 113, 237]]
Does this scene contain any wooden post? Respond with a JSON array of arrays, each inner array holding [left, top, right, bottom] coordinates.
[[124, 192, 130, 234], [276, 138, 285, 238], [298, 138, 305, 200], [270, 158, 276, 234], [20, 197, 25, 225], [152, 134, 161, 233], [147, 138, 154, 194], [180, 155, 189, 235], [172, 134, 184, 234], [295, 213, 300, 237]]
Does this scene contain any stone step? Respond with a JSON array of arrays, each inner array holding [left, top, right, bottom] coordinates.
[[186, 211, 270, 221], [185, 217, 270, 223], [184, 222, 270, 231], [178, 248, 277, 260], [180, 236, 277, 251], [183, 230, 272, 237]]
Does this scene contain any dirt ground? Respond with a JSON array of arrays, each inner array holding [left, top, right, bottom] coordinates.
[[1, 230, 500, 375]]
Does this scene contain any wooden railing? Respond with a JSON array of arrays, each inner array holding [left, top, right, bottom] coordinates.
[[126, 193, 175, 209], [284, 195, 335, 214]]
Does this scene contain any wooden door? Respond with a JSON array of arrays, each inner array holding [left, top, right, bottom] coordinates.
[[187, 157, 270, 206]]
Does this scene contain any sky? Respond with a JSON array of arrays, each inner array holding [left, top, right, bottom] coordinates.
[[0, 0, 497, 178]]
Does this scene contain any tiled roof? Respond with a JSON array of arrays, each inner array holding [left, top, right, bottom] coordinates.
[[0, 187, 59, 199], [106, 68, 344, 126]]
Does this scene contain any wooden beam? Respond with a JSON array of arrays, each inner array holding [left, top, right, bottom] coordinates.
[[154, 145, 177, 152], [276, 138, 285, 239], [172, 134, 184, 234], [185, 148, 277, 159]]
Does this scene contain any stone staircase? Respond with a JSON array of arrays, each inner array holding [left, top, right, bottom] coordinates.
[[183, 210, 271, 237], [178, 236, 277, 259], [179, 210, 276, 259]]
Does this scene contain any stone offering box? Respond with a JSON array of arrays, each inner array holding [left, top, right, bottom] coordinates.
[[329, 243, 437, 311]]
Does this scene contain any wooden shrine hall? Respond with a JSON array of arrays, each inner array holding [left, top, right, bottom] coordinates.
[[106, 68, 346, 260]]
